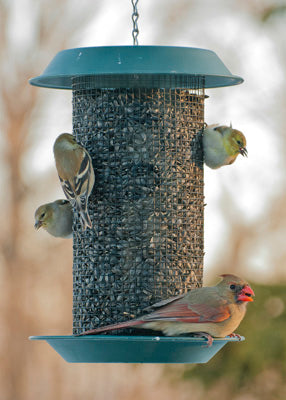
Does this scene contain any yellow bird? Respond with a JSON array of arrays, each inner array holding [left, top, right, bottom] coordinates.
[[53, 133, 95, 230], [203, 124, 247, 169], [34, 199, 73, 238]]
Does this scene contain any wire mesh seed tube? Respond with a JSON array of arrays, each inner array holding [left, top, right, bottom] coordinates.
[[72, 76, 205, 335]]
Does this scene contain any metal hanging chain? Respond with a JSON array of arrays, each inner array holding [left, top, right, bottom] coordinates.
[[131, 0, 139, 45]]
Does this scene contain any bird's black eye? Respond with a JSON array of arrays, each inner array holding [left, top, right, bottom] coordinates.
[[40, 212, 45, 218], [237, 140, 242, 146], [230, 284, 236, 290]]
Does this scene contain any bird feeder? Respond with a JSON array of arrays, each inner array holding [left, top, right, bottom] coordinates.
[[29, 45, 244, 363]]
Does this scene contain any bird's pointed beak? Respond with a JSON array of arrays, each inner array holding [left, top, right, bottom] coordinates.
[[240, 147, 248, 157], [237, 285, 255, 302], [34, 220, 42, 230]]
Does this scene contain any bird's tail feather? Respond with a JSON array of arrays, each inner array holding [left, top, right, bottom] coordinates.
[[74, 198, 92, 230], [76, 319, 140, 336], [79, 209, 92, 230]]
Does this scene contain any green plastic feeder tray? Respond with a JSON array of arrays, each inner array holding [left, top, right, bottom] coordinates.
[[29, 335, 244, 363], [29, 45, 243, 89]]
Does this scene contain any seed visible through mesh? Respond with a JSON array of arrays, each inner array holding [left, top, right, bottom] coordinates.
[[72, 80, 205, 335]]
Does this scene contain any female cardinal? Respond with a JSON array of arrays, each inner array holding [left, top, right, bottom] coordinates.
[[77, 274, 254, 346]]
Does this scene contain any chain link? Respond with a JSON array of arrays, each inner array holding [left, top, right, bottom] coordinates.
[[131, 0, 139, 45]]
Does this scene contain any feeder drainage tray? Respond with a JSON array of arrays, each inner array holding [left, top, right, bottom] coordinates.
[[29, 335, 244, 363]]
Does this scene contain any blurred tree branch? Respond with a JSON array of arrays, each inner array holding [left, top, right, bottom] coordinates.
[[0, 1, 100, 399], [0, 0, 99, 264]]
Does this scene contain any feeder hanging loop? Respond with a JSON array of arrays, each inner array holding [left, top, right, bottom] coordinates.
[[131, 0, 139, 45]]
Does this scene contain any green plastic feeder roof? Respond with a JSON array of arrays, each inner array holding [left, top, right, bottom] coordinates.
[[29, 335, 244, 363], [29, 46, 243, 89]]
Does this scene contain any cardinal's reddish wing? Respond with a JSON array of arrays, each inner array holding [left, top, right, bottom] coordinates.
[[141, 302, 231, 324], [143, 294, 185, 311]]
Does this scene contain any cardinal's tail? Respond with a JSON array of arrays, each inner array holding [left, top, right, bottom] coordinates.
[[76, 319, 141, 336]]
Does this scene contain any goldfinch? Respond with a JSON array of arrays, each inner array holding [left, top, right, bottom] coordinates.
[[203, 124, 247, 169], [34, 199, 73, 238], [53, 133, 95, 230]]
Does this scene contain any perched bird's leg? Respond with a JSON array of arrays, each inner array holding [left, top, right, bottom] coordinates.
[[227, 333, 242, 341], [189, 332, 214, 347]]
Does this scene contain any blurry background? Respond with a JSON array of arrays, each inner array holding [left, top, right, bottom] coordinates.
[[0, 0, 286, 399]]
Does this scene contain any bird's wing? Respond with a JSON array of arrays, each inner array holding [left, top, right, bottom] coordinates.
[[143, 294, 186, 311], [141, 298, 231, 324], [59, 149, 93, 205], [74, 150, 93, 200], [59, 177, 76, 204]]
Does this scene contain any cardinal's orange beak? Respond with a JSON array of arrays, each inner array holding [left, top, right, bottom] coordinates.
[[237, 285, 255, 302]]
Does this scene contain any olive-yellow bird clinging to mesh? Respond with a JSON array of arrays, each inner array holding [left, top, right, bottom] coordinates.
[[203, 124, 247, 169], [53, 133, 95, 230], [34, 199, 73, 238]]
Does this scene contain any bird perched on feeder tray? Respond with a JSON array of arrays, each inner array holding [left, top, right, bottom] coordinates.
[[77, 274, 254, 346], [34, 199, 73, 238], [53, 133, 95, 230], [203, 123, 247, 169]]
